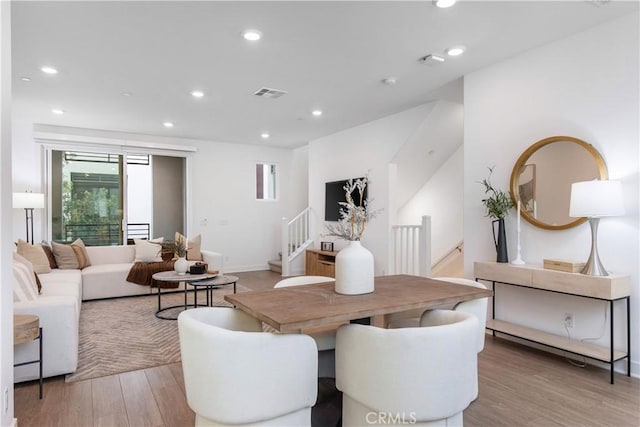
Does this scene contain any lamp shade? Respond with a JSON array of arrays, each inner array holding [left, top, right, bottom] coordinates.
[[13, 192, 45, 209], [569, 180, 624, 218]]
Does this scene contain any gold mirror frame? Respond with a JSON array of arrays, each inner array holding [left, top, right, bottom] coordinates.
[[509, 136, 608, 230]]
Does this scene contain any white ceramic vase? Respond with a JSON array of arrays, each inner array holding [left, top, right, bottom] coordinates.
[[174, 256, 189, 275], [335, 240, 374, 295]]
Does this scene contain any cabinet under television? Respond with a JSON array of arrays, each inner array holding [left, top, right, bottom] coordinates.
[[305, 249, 337, 277]]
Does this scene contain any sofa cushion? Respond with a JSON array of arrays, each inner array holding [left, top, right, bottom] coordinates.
[[82, 262, 151, 300], [12, 253, 39, 302], [51, 241, 79, 269], [16, 240, 52, 274], [85, 245, 135, 265], [176, 232, 202, 261], [40, 241, 58, 269], [134, 238, 164, 262], [70, 238, 91, 268]]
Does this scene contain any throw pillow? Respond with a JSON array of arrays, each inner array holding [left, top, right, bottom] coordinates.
[[40, 241, 58, 269], [34, 272, 42, 294], [12, 253, 38, 302], [50, 238, 92, 269], [175, 232, 203, 261], [71, 238, 91, 269], [16, 239, 52, 274], [51, 241, 79, 269], [134, 237, 164, 262]]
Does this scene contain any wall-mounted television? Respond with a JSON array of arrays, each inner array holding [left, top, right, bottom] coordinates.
[[325, 178, 368, 222]]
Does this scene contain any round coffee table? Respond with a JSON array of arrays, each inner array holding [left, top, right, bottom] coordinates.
[[151, 271, 238, 320]]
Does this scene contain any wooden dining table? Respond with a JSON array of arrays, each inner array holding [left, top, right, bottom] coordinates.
[[225, 274, 492, 332]]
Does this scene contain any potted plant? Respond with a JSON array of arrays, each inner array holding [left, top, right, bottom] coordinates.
[[325, 176, 381, 295], [162, 236, 189, 274], [479, 166, 514, 263]]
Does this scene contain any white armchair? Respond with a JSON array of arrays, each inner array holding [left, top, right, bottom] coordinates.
[[274, 275, 338, 378], [178, 307, 318, 426], [336, 310, 478, 427]]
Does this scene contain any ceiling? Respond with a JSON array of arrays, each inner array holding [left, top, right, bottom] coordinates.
[[11, 1, 639, 148]]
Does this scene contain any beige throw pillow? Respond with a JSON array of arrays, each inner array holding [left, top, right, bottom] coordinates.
[[51, 241, 80, 269], [175, 232, 202, 261], [16, 239, 51, 274], [134, 237, 164, 262]]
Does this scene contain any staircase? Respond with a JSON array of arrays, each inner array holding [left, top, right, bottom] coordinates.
[[269, 207, 313, 276]]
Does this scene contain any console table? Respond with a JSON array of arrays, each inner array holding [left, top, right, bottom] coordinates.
[[474, 261, 630, 384]]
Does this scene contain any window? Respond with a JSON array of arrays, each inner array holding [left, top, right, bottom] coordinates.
[[256, 163, 277, 200]]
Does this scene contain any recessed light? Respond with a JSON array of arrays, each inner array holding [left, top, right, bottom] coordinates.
[[433, 0, 456, 8], [382, 77, 397, 86], [419, 54, 445, 65], [122, 92, 132, 97], [446, 46, 466, 57], [242, 29, 262, 41], [191, 90, 205, 98], [51, 109, 65, 115], [261, 133, 270, 139], [163, 122, 174, 128], [41, 66, 58, 74], [20, 77, 32, 82], [312, 109, 323, 117]]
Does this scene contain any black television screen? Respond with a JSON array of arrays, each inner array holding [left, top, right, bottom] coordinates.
[[325, 178, 368, 221]]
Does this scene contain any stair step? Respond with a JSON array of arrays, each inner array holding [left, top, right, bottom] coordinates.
[[268, 259, 282, 273]]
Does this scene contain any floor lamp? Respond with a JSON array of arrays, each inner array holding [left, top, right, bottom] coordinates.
[[13, 192, 45, 244], [569, 180, 624, 276]]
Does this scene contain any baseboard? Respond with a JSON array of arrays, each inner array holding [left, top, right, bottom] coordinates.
[[12, 418, 18, 427], [224, 264, 270, 273]]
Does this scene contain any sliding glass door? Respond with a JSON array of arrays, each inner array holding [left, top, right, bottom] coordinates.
[[49, 149, 185, 246], [51, 151, 125, 245]]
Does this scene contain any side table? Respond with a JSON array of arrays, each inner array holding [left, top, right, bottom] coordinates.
[[13, 314, 43, 399]]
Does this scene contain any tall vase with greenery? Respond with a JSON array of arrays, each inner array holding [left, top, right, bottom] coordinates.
[[479, 166, 514, 263], [325, 176, 381, 295]]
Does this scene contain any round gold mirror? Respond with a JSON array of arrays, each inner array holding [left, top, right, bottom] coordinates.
[[510, 136, 607, 230]]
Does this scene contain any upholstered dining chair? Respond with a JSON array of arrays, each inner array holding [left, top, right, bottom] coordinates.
[[274, 275, 339, 378], [336, 310, 478, 427], [384, 277, 488, 342], [178, 307, 318, 427]]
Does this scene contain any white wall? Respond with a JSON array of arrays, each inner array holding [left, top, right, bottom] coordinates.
[[309, 103, 436, 274], [398, 145, 463, 263], [464, 13, 639, 374], [188, 139, 295, 272], [0, 2, 14, 424]]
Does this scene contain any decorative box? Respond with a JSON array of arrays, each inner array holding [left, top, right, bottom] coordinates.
[[189, 262, 208, 275], [543, 258, 585, 273]]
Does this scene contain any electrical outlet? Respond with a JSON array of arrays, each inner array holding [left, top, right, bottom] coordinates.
[[564, 313, 574, 328]]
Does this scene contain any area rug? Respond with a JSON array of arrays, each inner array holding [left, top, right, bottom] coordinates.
[[66, 285, 247, 382]]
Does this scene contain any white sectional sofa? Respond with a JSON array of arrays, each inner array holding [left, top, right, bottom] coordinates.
[[13, 244, 223, 382], [82, 245, 223, 300]]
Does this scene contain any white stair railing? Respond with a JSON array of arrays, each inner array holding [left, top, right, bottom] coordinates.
[[281, 207, 313, 276], [390, 215, 431, 277]]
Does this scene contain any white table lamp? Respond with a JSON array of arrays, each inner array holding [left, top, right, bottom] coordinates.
[[13, 192, 45, 244], [569, 180, 624, 276]]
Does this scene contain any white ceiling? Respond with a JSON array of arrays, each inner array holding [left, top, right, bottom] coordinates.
[[11, 1, 639, 148]]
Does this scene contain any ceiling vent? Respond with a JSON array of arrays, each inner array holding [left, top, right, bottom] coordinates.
[[253, 87, 288, 99]]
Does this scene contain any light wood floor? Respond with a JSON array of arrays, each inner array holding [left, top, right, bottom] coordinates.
[[14, 271, 640, 427]]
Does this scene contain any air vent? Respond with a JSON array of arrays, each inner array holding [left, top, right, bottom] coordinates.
[[253, 87, 288, 99]]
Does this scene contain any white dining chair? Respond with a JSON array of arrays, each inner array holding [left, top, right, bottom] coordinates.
[[274, 275, 340, 378], [336, 310, 478, 426], [178, 307, 318, 426]]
